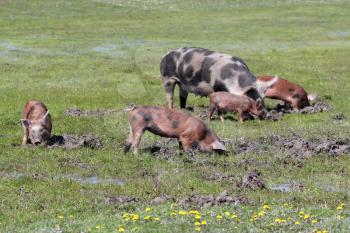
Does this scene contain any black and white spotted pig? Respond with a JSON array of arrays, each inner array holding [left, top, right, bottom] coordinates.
[[160, 47, 276, 109]]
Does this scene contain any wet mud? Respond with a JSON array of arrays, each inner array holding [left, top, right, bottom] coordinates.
[[48, 134, 102, 149], [238, 171, 266, 190]]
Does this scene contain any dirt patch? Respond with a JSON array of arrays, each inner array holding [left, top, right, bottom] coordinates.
[[64, 108, 118, 117], [48, 134, 102, 149], [151, 194, 173, 205], [146, 138, 179, 159], [332, 113, 347, 121], [230, 134, 350, 158], [179, 190, 249, 208], [239, 171, 266, 190], [104, 196, 138, 205], [206, 172, 236, 183], [299, 102, 332, 114]]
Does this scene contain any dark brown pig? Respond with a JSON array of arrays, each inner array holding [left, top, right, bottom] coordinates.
[[257, 75, 317, 110], [208, 92, 266, 124], [124, 105, 226, 155], [20, 100, 52, 145]]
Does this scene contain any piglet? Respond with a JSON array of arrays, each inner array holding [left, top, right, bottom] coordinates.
[[257, 75, 317, 110], [208, 92, 266, 124], [20, 100, 52, 145], [124, 105, 226, 155]]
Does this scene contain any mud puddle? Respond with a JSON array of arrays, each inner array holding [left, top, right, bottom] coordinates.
[[179, 190, 248, 208], [230, 134, 350, 157], [64, 108, 118, 117], [146, 138, 180, 159], [48, 134, 102, 149]]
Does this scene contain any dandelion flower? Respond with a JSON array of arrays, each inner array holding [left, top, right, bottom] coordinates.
[[195, 227, 201, 231], [201, 220, 207, 225], [170, 212, 177, 217], [179, 211, 188, 216], [145, 207, 151, 212], [303, 214, 309, 220], [322, 230, 328, 233], [118, 226, 125, 232], [312, 219, 317, 224], [258, 211, 265, 217], [283, 203, 289, 207], [299, 211, 305, 216], [216, 215, 223, 220], [144, 215, 151, 220], [231, 214, 238, 219], [57, 215, 64, 219], [225, 211, 231, 216], [336, 206, 343, 211], [195, 215, 201, 220], [189, 210, 200, 215], [294, 221, 300, 225], [263, 204, 270, 210], [195, 222, 201, 226], [95, 225, 100, 229], [153, 217, 160, 221]]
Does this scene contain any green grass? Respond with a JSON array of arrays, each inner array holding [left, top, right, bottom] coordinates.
[[0, 0, 350, 232]]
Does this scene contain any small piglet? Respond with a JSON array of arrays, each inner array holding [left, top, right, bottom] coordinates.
[[124, 105, 226, 155], [20, 100, 52, 145], [257, 75, 317, 110], [208, 92, 266, 124]]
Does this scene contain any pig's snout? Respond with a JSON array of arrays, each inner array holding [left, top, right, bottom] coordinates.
[[34, 141, 41, 145]]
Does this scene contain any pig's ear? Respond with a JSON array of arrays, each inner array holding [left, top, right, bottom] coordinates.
[[41, 110, 49, 121], [307, 94, 317, 102], [212, 141, 227, 151], [20, 119, 30, 128]]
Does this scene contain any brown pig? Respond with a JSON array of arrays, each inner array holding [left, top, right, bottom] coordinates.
[[124, 105, 226, 155], [257, 75, 317, 110], [20, 100, 52, 145], [208, 92, 266, 124]]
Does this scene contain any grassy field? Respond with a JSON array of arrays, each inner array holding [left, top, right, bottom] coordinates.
[[1, 0, 350, 232]]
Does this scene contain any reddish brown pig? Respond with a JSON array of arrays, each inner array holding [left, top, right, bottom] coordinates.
[[20, 100, 52, 145], [208, 92, 266, 124], [124, 105, 226, 155], [257, 76, 317, 110]]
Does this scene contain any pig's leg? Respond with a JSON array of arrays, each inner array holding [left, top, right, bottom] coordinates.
[[238, 110, 244, 124], [124, 133, 133, 153], [21, 125, 29, 145], [131, 129, 144, 155], [179, 135, 194, 152], [179, 86, 188, 109], [163, 78, 177, 109], [208, 105, 216, 120]]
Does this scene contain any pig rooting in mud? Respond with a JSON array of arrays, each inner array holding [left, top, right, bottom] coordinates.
[[20, 100, 52, 145], [124, 105, 226, 155]]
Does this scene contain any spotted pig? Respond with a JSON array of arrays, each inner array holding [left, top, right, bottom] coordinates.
[[124, 105, 226, 155], [160, 47, 277, 109], [20, 100, 52, 145], [208, 92, 266, 124], [257, 75, 317, 110]]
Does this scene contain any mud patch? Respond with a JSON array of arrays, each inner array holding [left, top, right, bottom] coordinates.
[[332, 113, 347, 122], [64, 108, 118, 117], [231, 134, 350, 158], [299, 102, 332, 114], [151, 194, 173, 205], [239, 171, 266, 190], [206, 172, 235, 183], [179, 190, 249, 208], [105, 196, 138, 205], [48, 134, 102, 149], [271, 182, 304, 192], [147, 138, 179, 159]]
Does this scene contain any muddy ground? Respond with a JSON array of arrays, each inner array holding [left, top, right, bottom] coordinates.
[[48, 134, 102, 149]]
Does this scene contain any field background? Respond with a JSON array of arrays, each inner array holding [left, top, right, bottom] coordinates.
[[0, 0, 350, 232]]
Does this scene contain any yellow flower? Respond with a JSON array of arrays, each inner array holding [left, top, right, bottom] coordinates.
[[118, 227, 125, 232], [145, 207, 151, 212], [195, 227, 201, 231], [124, 217, 130, 222], [225, 211, 231, 216], [95, 225, 100, 229], [132, 214, 139, 221], [153, 217, 160, 221], [216, 215, 223, 220], [144, 215, 151, 220], [263, 204, 270, 210], [294, 221, 300, 225], [122, 213, 129, 218], [317, 231, 322, 233], [189, 210, 200, 215], [322, 230, 328, 233], [287, 217, 292, 221], [231, 214, 238, 219], [258, 211, 265, 217], [195, 215, 201, 220], [275, 218, 281, 223], [312, 219, 317, 224], [299, 211, 305, 216], [303, 214, 309, 219], [283, 203, 289, 207], [170, 212, 177, 217], [281, 219, 286, 223], [57, 215, 64, 219], [201, 220, 207, 225], [195, 222, 201, 226], [336, 206, 343, 211], [179, 211, 188, 216]]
